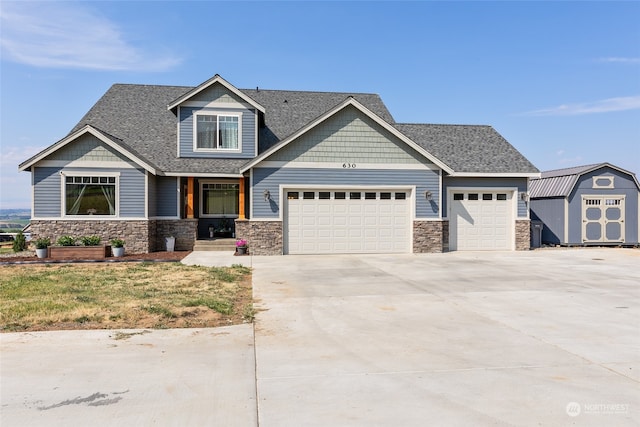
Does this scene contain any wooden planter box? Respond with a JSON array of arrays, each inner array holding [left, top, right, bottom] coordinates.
[[48, 245, 111, 259]]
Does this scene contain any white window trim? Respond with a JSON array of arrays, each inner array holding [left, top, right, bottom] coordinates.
[[199, 180, 240, 219], [60, 171, 120, 218], [193, 111, 242, 153], [592, 175, 615, 189]]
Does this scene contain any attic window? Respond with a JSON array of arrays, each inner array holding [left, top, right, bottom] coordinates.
[[195, 113, 241, 151], [592, 176, 614, 189]]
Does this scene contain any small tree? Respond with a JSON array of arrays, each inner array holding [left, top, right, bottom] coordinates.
[[12, 231, 27, 253]]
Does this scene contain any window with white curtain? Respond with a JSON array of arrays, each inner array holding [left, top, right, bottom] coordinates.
[[195, 113, 240, 150], [65, 176, 117, 216]]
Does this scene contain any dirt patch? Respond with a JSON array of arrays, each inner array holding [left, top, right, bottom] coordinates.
[[0, 251, 191, 264]]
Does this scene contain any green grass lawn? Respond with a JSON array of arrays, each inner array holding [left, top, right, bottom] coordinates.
[[0, 262, 253, 332]]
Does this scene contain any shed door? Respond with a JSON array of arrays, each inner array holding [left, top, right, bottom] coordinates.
[[582, 196, 625, 243], [450, 191, 514, 251], [285, 189, 410, 254]]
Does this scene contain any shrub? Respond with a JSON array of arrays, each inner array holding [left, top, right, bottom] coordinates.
[[12, 231, 27, 253], [110, 238, 125, 248], [34, 237, 51, 249], [80, 235, 102, 246], [57, 235, 76, 246]]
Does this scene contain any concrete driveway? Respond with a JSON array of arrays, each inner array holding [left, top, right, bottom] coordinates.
[[252, 249, 639, 426], [1, 249, 638, 426]]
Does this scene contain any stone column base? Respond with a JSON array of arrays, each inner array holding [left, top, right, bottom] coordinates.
[[235, 220, 283, 255], [413, 220, 446, 253]]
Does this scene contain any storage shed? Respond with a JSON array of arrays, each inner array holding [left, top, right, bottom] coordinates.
[[529, 163, 639, 246]]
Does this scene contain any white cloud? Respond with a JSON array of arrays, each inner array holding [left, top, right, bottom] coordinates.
[[0, 2, 181, 71], [522, 96, 640, 116], [598, 57, 640, 64]]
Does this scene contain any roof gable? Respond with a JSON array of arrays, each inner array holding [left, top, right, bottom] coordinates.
[[241, 97, 453, 173], [167, 74, 265, 112], [19, 125, 158, 174]]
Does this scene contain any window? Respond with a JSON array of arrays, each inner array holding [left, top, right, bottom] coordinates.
[[453, 193, 464, 201], [65, 176, 117, 216], [380, 192, 392, 200], [303, 192, 315, 199], [365, 192, 376, 200], [335, 192, 346, 200], [287, 192, 299, 200], [483, 194, 493, 201], [468, 193, 479, 200], [395, 192, 406, 200], [319, 192, 331, 200], [497, 194, 507, 201], [201, 183, 239, 216], [592, 176, 614, 189], [350, 192, 361, 199], [195, 113, 240, 150]]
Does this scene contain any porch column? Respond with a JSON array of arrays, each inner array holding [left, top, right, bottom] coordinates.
[[238, 177, 246, 219], [186, 177, 194, 219]]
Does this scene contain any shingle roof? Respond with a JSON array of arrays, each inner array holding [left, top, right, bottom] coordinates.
[[530, 163, 639, 198], [394, 124, 539, 174], [68, 84, 394, 175], [58, 80, 536, 176]]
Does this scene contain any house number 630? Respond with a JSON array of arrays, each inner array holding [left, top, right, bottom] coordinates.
[[342, 163, 357, 168]]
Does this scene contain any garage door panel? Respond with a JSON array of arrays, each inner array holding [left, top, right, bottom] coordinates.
[[286, 189, 411, 254], [450, 192, 513, 251]]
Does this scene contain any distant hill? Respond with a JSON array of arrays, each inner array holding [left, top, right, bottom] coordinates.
[[0, 209, 31, 220]]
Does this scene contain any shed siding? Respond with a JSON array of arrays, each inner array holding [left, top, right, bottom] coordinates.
[[156, 176, 179, 217], [530, 198, 565, 244], [179, 106, 256, 158], [442, 177, 528, 218], [32, 166, 146, 218], [567, 167, 639, 244], [267, 105, 429, 165], [251, 167, 440, 219]]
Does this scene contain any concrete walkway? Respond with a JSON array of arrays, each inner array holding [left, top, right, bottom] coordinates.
[[1, 249, 638, 426]]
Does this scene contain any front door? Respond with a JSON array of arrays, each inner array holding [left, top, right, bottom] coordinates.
[[582, 196, 625, 243]]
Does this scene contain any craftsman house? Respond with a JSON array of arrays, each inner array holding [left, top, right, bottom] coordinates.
[[19, 74, 539, 254], [530, 163, 639, 246]]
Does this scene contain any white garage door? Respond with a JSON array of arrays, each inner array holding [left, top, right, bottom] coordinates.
[[285, 189, 411, 254], [450, 191, 514, 251]]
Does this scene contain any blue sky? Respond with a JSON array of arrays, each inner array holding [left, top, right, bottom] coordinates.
[[1, 1, 638, 209]]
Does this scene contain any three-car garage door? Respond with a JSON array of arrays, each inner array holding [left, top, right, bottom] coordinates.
[[449, 191, 514, 251], [285, 189, 411, 254]]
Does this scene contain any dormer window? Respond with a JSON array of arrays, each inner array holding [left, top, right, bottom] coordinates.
[[194, 112, 241, 151]]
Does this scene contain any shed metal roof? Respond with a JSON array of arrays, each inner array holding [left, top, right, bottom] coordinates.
[[530, 163, 640, 198]]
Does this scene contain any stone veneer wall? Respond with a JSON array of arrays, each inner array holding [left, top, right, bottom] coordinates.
[[29, 220, 150, 254], [413, 220, 445, 253], [235, 220, 283, 255], [154, 219, 198, 252], [515, 219, 531, 251], [29, 219, 198, 253]]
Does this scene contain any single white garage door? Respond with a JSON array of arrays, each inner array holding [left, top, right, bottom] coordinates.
[[285, 189, 410, 254], [450, 191, 514, 251]]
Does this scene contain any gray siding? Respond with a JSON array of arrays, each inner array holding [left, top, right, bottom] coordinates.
[[566, 167, 639, 244], [251, 167, 440, 219], [530, 198, 565, 244], [442, 177, 529, 218], [156, 176, 179, 217], [179, 106, 256, 158], [32, 166, 146, 218], [148, 174, 157, 217], [33, 167, 62, 217]]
